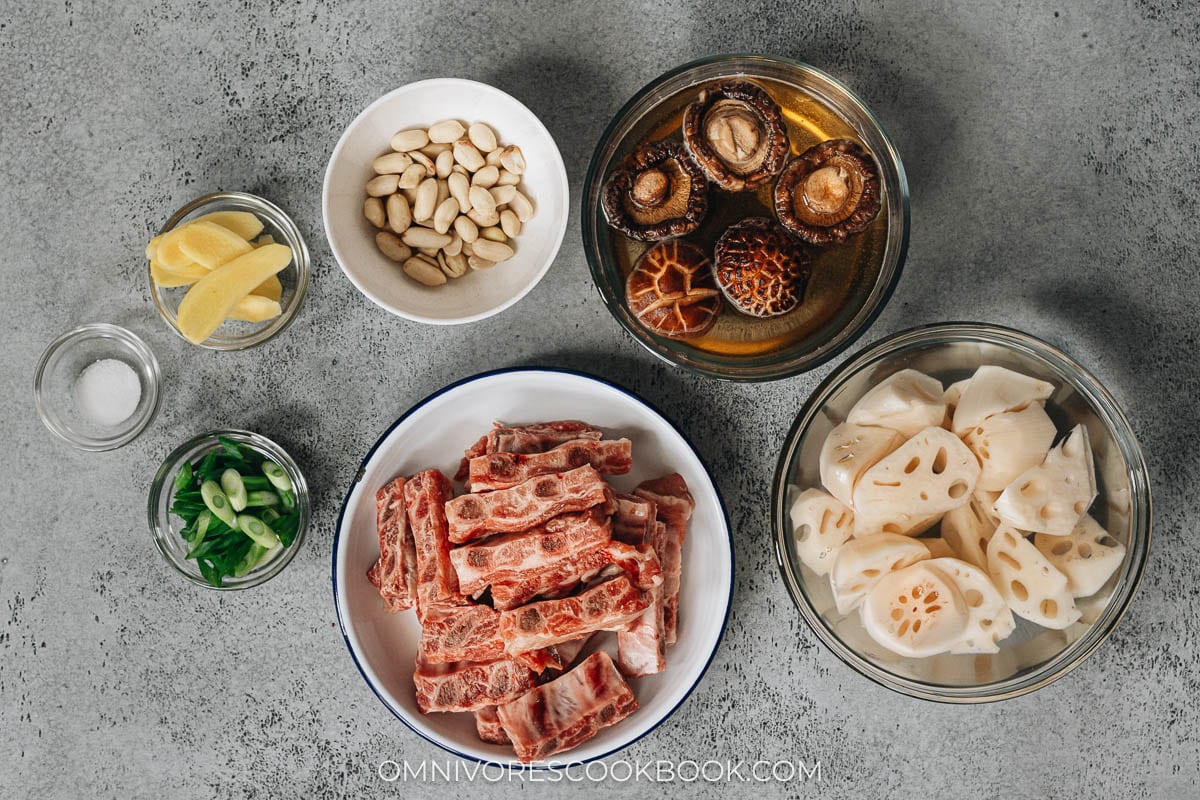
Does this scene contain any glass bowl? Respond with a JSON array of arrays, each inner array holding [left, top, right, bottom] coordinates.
[[148, 429, 310, 590], [34, 323, 162, 451], [772, 322, 1151, 701], [150, 191, 310, 350], [582, 55, 910, 381]]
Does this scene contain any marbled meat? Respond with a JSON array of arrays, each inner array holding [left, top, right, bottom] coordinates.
[[499, 575, 650, 656], [497, 651, 638, 763], [413, 653, 536, 714]]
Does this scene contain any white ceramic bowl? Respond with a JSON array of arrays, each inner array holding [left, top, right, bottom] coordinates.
[[333, 369, 733, 766], [323, 79, 569, 325]]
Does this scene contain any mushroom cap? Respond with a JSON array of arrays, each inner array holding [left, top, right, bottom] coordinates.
[[682, 81, 789, 192], [602, 140, 709, 241], [713, 217, 810, 318], [774, 138, 882, 246], [626, 240, 723, 339]]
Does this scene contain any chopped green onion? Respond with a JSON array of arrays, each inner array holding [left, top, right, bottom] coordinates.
[[244, 490, 280, 508], [220, 469, 248, 512], [237, 514, 281, 548], [200, 480, 237, 528], [279, 488, 296, 511], [174, 461, 193, 492], [262, 461, 293, 493], [260, 507, 281, 525], [218, 436, 244, 459]]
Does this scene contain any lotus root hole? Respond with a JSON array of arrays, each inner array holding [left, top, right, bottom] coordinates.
[[795, 523, 812, 543], [998, 552, 1021, 571], [898, 595, 908, 604], [898, 620, 910, 636], [1078, 543, 1094, 559], [912, 585, 923, 598], [948, 481, 968, 499], [1099, 536, 1120, 548], [912, 620, 923, 633], [1040, 598, 1058, 617], [932, 447, 949, 475], [883, 523, 901, 534], [904, 457, 921, 474], [923, 591, 939, 604], [1051, 541, 1072, 556], [920, 491, 929, 501], [978, 537, 989, 553], [1020, 480, 1039, 496], [980, 618, 993, 628], [863, 568, 880, 578], [819, 508, 834, 532], [890, 608, 903, 620], [1074, 500, 1087, 514], [1010, 580, 1029, 602], [1039, 503, 1056, 520], [964, 589, 984, 608]]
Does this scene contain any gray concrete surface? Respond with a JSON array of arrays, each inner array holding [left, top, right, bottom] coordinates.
[[2, 1, 1198, 797]]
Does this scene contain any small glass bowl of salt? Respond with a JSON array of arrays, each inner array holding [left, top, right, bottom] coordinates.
[[34, 323, 162, 451]]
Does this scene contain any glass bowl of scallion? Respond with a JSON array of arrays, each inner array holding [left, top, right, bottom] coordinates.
[[148, 429, 309, 589]]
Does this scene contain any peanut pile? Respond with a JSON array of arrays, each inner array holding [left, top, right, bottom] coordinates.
[[363, 120, 535, 287]]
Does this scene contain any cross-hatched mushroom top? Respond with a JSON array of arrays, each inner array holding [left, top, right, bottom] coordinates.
[[713, 217, 811, 319]]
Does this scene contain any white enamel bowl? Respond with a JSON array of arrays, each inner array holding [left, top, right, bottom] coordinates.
[[323, 79, 569, 325], [333, 368, 733, 766]]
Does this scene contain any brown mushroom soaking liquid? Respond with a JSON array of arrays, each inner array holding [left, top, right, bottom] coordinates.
[[609, 77, 889, 357]]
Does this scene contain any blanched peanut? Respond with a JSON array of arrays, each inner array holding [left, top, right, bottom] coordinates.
[[468, 255, 495, 270], [433, 197, 459, 235], [398, 163, 425, 190], [468, 122, 497, 153], [373, 152, 413, 174], [366, 174, 400, 197], [468, 186, 496, 217], [467, 207, 500, 228], [448, 172, 471, 214], [403, 255, 446, 286], [413, 178, 438, 221], [418, 245, 440, 258], [500, 209, 521, 238], [471, 165, 499, 188], [419, 142, 452, 157], [364, 197, 386, 228], [490, 185, 516, 206], [471, 239, 514, 263], [436, 178, 450, 208], [435, 149, 454, 178], [428, 119, 466, 144], [386, 193, 412, 234], [401, 227, 453, 249], [453, 214, 479, 243], [440, 250, 469, 278], [499, 145, 526, 174], [444, 233, 464, 256], [496, 169, 521, 186], [481, 226, 507, 243], [390, 129, 428, 152], [410, 150, 435, 176], [485, 147, 504, 167], [376, 231, 412, 262], [453, 139, 486, 171], [509, 189, 534, 222]]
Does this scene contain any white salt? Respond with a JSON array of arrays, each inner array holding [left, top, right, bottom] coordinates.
[[73, 358, 141, 427]]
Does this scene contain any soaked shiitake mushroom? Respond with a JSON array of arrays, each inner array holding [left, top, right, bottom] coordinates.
[[774, 138, 882, 246], [713, 217, 810, 318], [602, 140, 709, 241], [626, 240, 723, 339], [682, 81, 789, 192]]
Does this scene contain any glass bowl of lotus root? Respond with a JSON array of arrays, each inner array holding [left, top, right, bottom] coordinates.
[[772, 322, 1151, 701], [582, 55, 909, 381]]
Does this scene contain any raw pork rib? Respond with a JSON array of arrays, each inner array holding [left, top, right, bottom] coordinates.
[[499, 575, 650, 656], [468, 439, 633, 492], [617, 522, 667, 677], [497, 651, 638, 763], [405, 469, 465, 615], [418, 604, 505, 664], [475, 705, 510, 744], [455, 421, 604, 480], [449, 509, 613, 600], [445, 465, 614, 544], [489, 539, 661, 611], [634, 473, 695, 646], [613, 494, 656, 545], [413, 654, 536, 714], [366, 476, 416, 611]]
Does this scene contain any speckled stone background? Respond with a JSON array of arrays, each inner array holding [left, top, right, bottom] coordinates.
[[3, 1, 1198, 797]]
